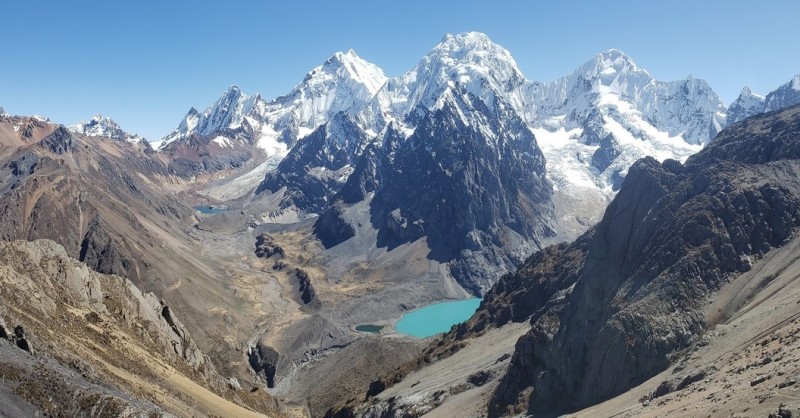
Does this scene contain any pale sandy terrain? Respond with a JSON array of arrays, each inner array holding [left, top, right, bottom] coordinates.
[[357, 323, 530, 417]]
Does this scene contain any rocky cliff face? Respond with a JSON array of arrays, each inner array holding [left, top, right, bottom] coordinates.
[[256, 113, 369, 213], [370, 97, 553, 293], [309, 92, 554, 294], [0, 239, 215, 375], [39, 125, 76, 154], [486, 104, 800, 416]]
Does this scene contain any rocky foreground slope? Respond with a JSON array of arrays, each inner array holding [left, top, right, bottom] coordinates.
[[329, 104, 800, 417], [0, 239, 281, 417]]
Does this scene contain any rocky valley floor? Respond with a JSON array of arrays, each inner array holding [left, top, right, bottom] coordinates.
[[188, 205, 462, 417]]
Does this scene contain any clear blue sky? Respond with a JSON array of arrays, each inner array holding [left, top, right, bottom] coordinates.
[[1, 0, 798, 140]]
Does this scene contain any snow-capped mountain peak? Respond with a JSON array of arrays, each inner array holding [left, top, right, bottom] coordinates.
[[433, 32, 518, 64], [420, 32, 525, 103], [195, 85, 255, 134], [763, 73, 800, 115], [316, 49, 386, 93], [160, 86, 256, 148], [160, 50, 388, 155], [290, 49, 387, 109], [69, 114, 145, 143], [539, 49, 725, 145], [578, 49, 649, 82], [558, 48, 658, 108], [369, 31, 527, 127], [726, 85, 766, 125], [248, 48, 387, 148], [521, 46, 727, 202], [741, 86, 760, 98]]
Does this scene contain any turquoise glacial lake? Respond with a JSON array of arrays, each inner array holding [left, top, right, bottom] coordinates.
[[395, 298, 482, 338], [194, 206, 227, 215]]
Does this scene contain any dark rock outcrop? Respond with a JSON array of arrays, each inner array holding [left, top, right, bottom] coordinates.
[[8, 152, 39, 177], [769, 405, 796, 418], [334, 143, 381, 205], [39, 126, 76, 154], [256, 113, 368, 213], [249, 343, 280, 388], [648, 366, 716, 400], [255, 234, 285, 258], [313, 205, 355, 249], [13, 325, 30, 353], [590, 132, 620, 173], [373, 97, 553, 255], [296, 269, 316, 305], [79, 216, 133, 279]]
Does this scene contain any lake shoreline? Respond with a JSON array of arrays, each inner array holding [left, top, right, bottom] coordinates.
[[352, 298, 482, 339]]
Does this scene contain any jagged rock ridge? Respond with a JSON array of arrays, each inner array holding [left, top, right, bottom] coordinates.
[[726, 74, 800, 125], [69, 114, 147, 143]]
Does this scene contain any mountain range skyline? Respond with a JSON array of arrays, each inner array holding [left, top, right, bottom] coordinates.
[[7, 36, 800, 147], [1, 0, 799, 141]]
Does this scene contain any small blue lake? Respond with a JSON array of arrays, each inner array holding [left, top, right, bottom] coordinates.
[[194, 206, 227, 215], [355, 324, 384, 334], [395, 298, 482, 338]]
